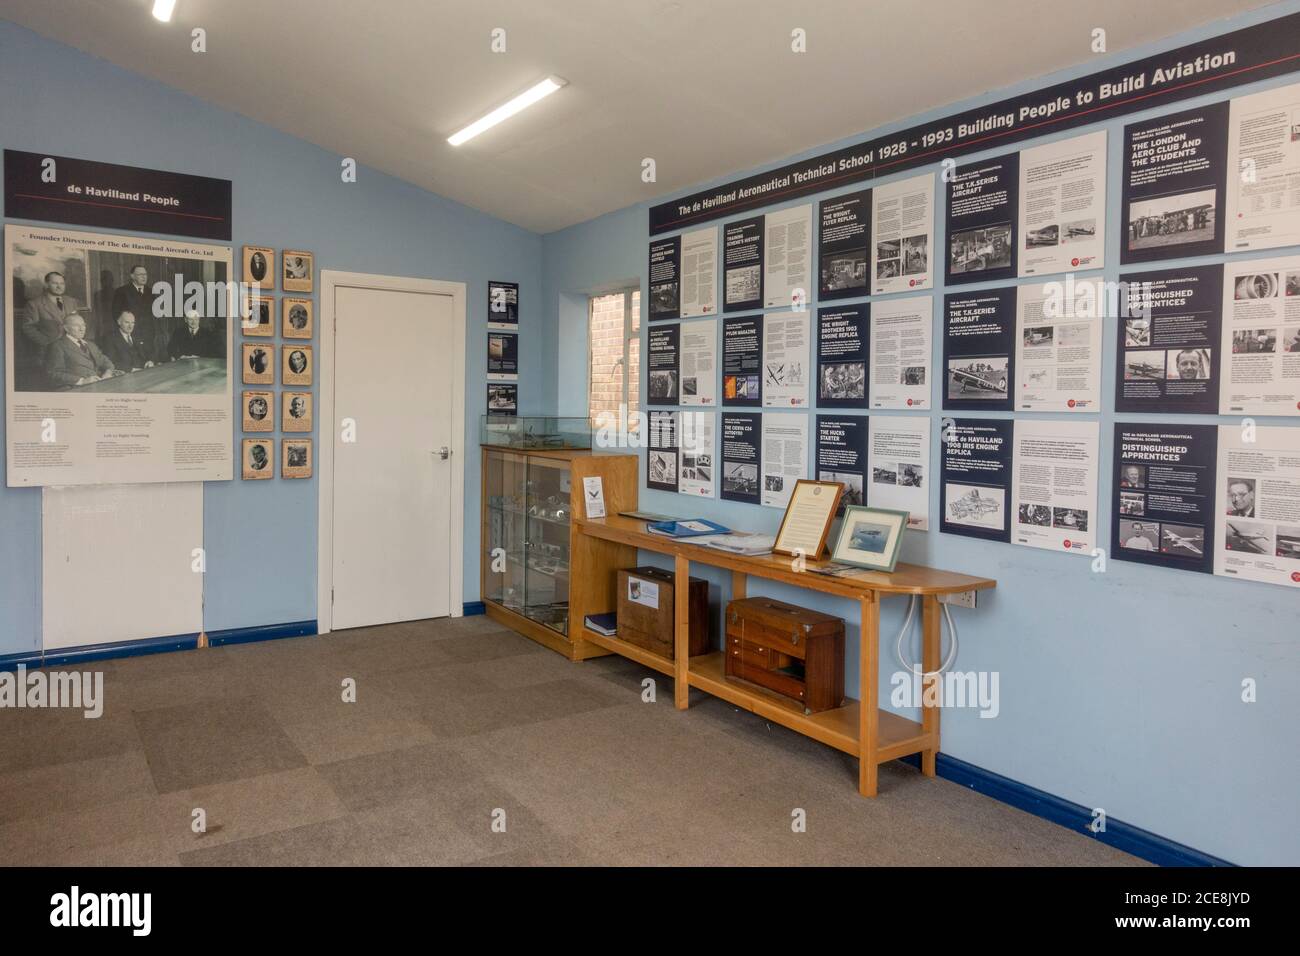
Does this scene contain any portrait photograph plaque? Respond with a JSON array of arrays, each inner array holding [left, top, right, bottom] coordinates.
[[242, 390, 274, 433], [242, 343, 274, 385], [281, 249, 314, 293], [282, 390, 313, 433], [242, 438, 274, 479], [241, 293, 274, 337], [242, 245, 275, 287], [282, 296, 313, 339], [282, 344, 313, 386]]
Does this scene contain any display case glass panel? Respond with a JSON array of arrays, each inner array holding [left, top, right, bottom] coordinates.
[[483, 448, 572, 636]]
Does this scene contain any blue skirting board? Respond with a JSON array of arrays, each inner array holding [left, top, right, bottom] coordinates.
[[207, 620, 317, 647], [900, 753, 1234, 867], [0, 613, 1230, 868]]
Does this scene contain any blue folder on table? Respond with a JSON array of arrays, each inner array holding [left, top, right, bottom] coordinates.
[[645, 518, 730, 538]]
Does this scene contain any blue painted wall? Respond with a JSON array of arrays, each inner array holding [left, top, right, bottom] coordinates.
[[0, 19, 545, 649], [541, 2, 1300, 865]]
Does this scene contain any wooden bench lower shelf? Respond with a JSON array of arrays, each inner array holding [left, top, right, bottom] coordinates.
[[688, 652, 931, 761], [580, 627, 676, 677]]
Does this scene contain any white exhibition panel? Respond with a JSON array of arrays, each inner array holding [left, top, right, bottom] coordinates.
[[41, 482, 204, 650]]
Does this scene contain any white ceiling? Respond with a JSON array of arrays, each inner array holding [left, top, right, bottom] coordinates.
[[1, 0, 1278, 233]]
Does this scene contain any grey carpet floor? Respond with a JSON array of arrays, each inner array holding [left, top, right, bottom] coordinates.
[[0, 616, 1145, 866]]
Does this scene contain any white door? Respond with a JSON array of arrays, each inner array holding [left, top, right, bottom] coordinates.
[[331, 286, 454, 629]]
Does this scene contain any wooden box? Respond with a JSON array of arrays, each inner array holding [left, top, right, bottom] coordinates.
[[724, 596, 845, 713], [617, 566, 709, 660]]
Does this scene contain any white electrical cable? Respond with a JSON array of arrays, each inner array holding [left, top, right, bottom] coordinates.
[[894, 595, 959, 677]]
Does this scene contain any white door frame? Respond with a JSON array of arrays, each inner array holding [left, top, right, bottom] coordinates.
[[317, 270, 466, 635]]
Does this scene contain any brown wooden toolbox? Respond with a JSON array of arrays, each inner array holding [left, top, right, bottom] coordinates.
[[616, 566, 709, 660], [724, 596, 845, 713]]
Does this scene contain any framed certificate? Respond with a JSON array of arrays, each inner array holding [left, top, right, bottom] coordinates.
[[830, 506, 909, 573], [773, 479, 844, 559]]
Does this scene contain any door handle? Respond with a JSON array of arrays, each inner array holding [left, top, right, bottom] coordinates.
[[437, 447, 451, 460]]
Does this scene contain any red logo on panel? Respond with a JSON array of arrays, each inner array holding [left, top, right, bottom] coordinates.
[[907, 398, 913, 406], [1292, 572, 1300, 583], [1068, 399, 1076, 408], [1071, 257, 1080, 267], [1064, 539, 1072, 549]]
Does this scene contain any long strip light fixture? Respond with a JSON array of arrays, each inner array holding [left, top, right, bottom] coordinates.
[[447, 76, 568, 146]]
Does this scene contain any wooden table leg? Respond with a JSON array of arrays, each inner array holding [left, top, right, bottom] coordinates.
[[921, 595, 941, 777], [859, 594, 879, 798], [674, 555, 690, 710], [732, 570, 747, 601]]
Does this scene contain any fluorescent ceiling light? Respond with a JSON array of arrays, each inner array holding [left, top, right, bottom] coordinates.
[[152, 0, 177, 22], [447, 76, 567, 146]]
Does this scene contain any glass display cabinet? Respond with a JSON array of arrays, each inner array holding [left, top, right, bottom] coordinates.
[[479, 415, 592, 451], [480, 436, 638, 660]]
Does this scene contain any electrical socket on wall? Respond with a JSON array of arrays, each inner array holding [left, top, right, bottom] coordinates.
[[938, 590, 977, 609]]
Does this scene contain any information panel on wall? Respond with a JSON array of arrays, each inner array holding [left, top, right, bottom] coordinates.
[[1120, 102, 1229, 265], [818, 190, 870, 301], [940, 417, 1013, 543], [1016, 130, 1107, 276], [1224, 82, 1300, 253], [943, 289, 1016, 412], [1219, 255, 1300, 416], [1014, 281, 1101, 411], [722, 315, 762, 406], [1010, 419, 1099, 555], [1116, 265, 1223, 414], [647, 324, 680, 405], [872, 173, 934, 294], [762, 310, 810, 408], [723, 217, 763, 313], [945, 152, 1019, 286], [816, 305, 868, 409], [647, 410, 678, 492], [1214, 425, 1300, 589], [721, 412, 761, 504], [763, 205, 812, 309], [1111, 423, 1217, 575], [866, 415, 930, 529], [5, 224, 234, 487], [814, 414, 866, 512], [869, 295, 932, 410], [761, 412, 808, 509]]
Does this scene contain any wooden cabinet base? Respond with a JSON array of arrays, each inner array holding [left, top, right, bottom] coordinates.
[[484, 602, 611, 661]]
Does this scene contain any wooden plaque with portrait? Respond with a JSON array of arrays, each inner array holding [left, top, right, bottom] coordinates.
[[282, 249, 314, 293], [241, 438, 274, 479], [242, 245, 275, 288], [282, 438, 312, 479], [282, 391, 312, 433], [241, 293, 274, 337], [242, 390, 274, 433], [242, 343, 274, 385], [282, 344, 313, 386], [282, 296, 313, 339]]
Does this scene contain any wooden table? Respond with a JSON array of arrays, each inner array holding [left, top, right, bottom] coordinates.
[[573, 515, 996, 797], [72, 357, 226, 393]]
